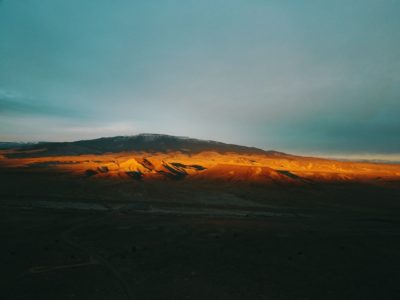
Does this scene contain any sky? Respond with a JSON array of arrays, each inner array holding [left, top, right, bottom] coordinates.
[[0, 0, 399, 157]]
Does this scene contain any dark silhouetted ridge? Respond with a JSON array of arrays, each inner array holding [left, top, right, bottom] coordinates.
[[6, 134, 284, 158]]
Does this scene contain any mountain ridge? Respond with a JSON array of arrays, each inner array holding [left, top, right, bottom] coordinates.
[[5, 133, 288, 158]]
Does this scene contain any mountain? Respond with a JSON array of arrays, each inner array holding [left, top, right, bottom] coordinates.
[[6, 134, 284, 158], [0, 142, 36, 150], [2, 133, 399, 186]]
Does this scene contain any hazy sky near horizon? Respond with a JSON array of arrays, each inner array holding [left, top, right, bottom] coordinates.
[[1, 0, 400, 155]]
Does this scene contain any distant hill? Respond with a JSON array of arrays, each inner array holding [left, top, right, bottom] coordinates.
[[5, 134, 285, 157], [0, 142, 36, 150]]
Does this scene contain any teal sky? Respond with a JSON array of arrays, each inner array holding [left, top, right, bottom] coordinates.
[[1, 0, 399, 156]]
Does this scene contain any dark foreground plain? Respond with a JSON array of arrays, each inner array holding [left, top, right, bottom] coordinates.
[[1, 169, 400, 300]]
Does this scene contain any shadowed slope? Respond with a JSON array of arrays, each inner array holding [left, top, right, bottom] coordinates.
[[5, 134, 278, 157]]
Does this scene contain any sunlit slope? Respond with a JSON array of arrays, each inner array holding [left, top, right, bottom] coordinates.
[[1, 149, 400, 186]]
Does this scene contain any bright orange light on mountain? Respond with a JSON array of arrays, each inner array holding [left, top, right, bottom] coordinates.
[[1, 150, 399, 186]]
